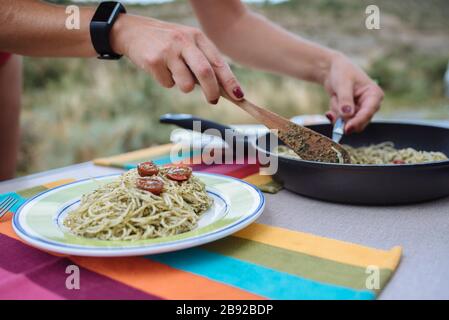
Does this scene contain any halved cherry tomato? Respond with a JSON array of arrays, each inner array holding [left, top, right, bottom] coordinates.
[[137, 161, 159, 177], [136, 177, 164, 195], [392, 160, 406, 165], [166, 165, 192, 181]]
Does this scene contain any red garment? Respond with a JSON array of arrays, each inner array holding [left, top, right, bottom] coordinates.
[[0, 52, 12, 66]]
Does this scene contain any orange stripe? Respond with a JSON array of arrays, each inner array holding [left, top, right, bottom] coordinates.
[[0, 213, 20, 241], [243, 173, 273, 185], [0, 215, 262, 300], [71, 256, 264, 300], [43, 178, 76, 189], [94, 144, 175, 166]]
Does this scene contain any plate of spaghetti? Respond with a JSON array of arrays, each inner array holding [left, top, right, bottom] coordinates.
[[13, 162, 265, 257]]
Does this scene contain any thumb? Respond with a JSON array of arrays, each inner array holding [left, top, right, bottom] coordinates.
[[335, 82, 355, 119]]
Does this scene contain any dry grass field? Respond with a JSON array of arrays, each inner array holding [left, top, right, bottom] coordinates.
[[19, 0, 449, 174]]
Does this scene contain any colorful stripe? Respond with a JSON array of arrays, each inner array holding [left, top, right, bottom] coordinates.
[[2, 212, 262, 299], [243, 173, 282, 194], [149, 248, 375, 300], [0, 268, 63, 300], [0, 213, 20, 240], [195, 163, 260, 179], [123, 149, 203, 169], [235, 224, 402, 270], [43, 179, 76, 189], [70, 256, 263, 300], [203, 237, 393, 292], [0, 192, 26, 213], [93, 143, 175, 167], [0, 234, 158, 300]]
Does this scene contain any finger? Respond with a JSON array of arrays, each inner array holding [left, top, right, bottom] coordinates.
[[196, 35, 244, 100], [335, 81, 355, 119], [326, 95, 338, 123], [144, 56, 175, 88], [325, 110, 338, 124], [345, 94, 382, 133], [182, 46, 219, 104], [167, 57, 196, 94]]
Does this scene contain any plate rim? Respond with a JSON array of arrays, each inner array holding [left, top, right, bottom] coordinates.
[[12, 172, 265, 257]]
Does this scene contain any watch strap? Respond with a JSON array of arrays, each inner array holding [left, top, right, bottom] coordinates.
[[90, 2, 126, 60]]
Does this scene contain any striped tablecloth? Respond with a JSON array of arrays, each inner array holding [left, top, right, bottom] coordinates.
[[0, 145, 402, 299]]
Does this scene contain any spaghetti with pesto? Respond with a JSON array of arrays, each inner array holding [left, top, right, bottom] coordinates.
[[63, 163, 212, 241], [275, 142, 448, 164]]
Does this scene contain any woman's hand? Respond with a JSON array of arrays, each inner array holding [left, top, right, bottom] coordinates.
[[111, 14, 245, 104], [323, 53, 384, 134]]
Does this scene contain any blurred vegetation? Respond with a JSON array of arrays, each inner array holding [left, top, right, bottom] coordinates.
[[17, 0, 449, 175], [369, 47, 448, 104]]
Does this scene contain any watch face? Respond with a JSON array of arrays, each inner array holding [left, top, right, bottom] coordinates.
[[92, 2, 119, 22]]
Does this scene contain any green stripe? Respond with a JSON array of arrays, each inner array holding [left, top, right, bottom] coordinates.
[[16, 185, 48, 198], [203, 236, 392, 292], [258, 180, 283, 193], [118, 149, 201, 167]]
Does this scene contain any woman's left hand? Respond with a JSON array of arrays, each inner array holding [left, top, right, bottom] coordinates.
[[323, 53, 384, 134]]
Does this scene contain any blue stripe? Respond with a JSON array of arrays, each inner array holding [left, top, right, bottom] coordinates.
[[124, 149, 202, 169], [0, 192, 27, 213], [148, 248, 375, 300]]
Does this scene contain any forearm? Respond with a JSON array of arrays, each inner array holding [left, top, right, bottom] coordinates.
[[193, 1, 337, 84], [0, 0, 96, 57], [224, 12, 338, 84]]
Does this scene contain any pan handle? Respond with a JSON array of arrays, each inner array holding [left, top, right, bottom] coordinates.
[[159, 113, 250, 155], [160, 113, 235, 138]]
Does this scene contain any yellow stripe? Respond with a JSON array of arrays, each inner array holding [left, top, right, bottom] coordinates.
[[94, 143, 175, 166], [43, 178, 76, 189], [234, 223, 402, 270], [243, 173, 273, 186]]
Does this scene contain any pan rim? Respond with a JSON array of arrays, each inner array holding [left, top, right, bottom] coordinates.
[[254, 120, 449, 169]]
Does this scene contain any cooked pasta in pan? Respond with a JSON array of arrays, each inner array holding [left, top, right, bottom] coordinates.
[[275, 142, 448, 164], [63, 162, 212, 241]]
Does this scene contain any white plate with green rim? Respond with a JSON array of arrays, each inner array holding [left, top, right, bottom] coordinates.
[[13, 172, 265, 257]]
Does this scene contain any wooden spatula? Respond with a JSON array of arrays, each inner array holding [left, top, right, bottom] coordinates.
[[220, 90, 351, 164]]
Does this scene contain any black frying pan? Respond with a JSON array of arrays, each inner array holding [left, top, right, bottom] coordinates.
[[256, 121, 449, 205], [160, 114, 449, 205]]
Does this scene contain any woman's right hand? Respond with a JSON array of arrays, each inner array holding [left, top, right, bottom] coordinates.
[[110, 14, 245, 104]]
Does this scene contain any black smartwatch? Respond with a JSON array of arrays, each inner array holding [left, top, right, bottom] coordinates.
[[90, 1, 127, 60]]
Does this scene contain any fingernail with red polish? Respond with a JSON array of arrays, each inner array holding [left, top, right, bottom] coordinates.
[[232, 87, 244, 99], [210, 98, 219, 105], [325, 113, 334, 123], [342, 105, 352, 114], [346, 127, 353, 135]]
